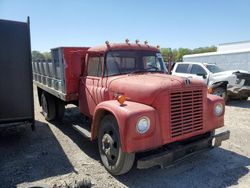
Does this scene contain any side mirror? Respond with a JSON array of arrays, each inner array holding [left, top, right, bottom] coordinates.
[[196, 73, 207, 79]]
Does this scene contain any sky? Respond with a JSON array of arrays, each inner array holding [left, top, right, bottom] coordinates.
[[1, 0, 250, 52]]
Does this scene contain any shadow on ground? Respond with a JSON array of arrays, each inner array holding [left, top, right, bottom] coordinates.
[[112, 148, 250, 188], [50, 106, 99, 161], [227, 99, 250, 109], [0, 120, 74, 187]]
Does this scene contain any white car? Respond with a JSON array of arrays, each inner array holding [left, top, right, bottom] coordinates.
[[171, 62, 250, 101]]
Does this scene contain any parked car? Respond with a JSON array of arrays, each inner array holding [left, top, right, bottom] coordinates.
[[172, 62, 250, 101]]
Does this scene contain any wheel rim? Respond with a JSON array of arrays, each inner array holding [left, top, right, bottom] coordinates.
[[101, 130, 119, 166], [41, 95, 48, 117]]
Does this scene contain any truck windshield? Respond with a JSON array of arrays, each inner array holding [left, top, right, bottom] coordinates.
[[206, 64, 224, 73], [105, 51, 166, 76]]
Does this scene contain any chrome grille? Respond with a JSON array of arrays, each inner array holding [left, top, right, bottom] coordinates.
[[170, 90, 203, 138]]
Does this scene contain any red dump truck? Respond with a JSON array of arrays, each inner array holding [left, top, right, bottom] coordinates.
[[33, 41, 230, 175]]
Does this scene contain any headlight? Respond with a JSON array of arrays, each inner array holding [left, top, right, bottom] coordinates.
[[136, 117, 150, 134], [215, 103, 223, 116]]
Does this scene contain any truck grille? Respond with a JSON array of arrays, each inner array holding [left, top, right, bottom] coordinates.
[[170, 90, 203, 138]]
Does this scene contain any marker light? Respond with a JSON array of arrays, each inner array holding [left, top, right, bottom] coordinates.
[[208, 87, 213, 94], [156, 45, 160, 49], [125, 39, 130, 44], [144, 40, 148, 45], [135, 39, 140, 44], [117, 95, 126, 105]]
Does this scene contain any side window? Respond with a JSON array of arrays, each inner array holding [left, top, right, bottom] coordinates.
[[87, 57, 103, 77], [190, 64, 207, 75], [175, 64, 189, 73]]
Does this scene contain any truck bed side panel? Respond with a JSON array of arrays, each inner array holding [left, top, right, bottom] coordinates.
[[33, 47, 88, 102]]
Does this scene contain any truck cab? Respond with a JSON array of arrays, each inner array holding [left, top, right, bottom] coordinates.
[[34, 42, 230, 175]]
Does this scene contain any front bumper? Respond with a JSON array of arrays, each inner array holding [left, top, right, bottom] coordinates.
[[137, 130, 230, 169]]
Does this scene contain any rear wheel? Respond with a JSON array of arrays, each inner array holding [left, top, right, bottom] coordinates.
[[213, 87, 228, 103], [98, 115, 135, 175], [41, 92, 56, 121], [241, 97, 249, 101], [56, 99, 65, 120]]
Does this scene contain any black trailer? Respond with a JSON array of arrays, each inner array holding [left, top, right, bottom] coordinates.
[[0, 18, 34, 129]]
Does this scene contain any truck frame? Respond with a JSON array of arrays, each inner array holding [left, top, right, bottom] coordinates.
[[33, 41, 230, 175]]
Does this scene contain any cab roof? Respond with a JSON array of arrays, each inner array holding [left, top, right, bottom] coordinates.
[[87, 43, 160, 53]]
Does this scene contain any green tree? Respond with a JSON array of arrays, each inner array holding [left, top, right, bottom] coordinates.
[[160, 46, 217, 62], [32, 51, 52, 61], [32, 50, 45, 61], [161, 48, 172, 62], [43, 52, 52, 61]]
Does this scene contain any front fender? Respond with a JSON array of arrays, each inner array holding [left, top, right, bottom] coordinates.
[[92, 100, 162, 153], [206, 94, 224, 131]]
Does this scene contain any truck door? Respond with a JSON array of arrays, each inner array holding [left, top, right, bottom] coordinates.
[[189, 64, 209, 84], [79, 55, 106, 117]]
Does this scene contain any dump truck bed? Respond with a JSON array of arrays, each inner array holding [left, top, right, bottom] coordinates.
[[33, 47, 89, 102]]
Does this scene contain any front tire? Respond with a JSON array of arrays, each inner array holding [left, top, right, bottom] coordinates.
[[98, 115, 135, 175]]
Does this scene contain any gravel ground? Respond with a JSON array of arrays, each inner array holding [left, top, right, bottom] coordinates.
[[0, 89, 250, 188]]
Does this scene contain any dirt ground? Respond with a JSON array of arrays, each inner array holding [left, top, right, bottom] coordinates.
[[0, 89, 250, 188]]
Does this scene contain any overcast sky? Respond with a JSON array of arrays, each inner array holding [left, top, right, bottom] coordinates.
[[1, 0, 250, 52]]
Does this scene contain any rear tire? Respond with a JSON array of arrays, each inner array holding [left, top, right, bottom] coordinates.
[[241, 97, 249, 101], [41, 92, 56, 121], [56, 99, 65, 120], [98, 115, 135, 175]]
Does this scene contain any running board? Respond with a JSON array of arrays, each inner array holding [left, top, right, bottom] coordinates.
[[72, 124, 91, 139]]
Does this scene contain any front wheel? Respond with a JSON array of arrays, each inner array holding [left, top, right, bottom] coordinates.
[[98, 115, 135, 175]]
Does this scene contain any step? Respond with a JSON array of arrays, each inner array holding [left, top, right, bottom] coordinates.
[[72, 124, 91, 139]]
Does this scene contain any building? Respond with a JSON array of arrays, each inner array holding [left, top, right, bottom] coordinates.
[[183, 41, 250, 72]]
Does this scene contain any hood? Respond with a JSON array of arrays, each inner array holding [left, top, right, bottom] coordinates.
[[108, 73, 205, 105], [212, 70, 249, 77]]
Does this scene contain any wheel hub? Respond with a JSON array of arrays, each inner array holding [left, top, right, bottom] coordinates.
[[102, 133, 118, 164]]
